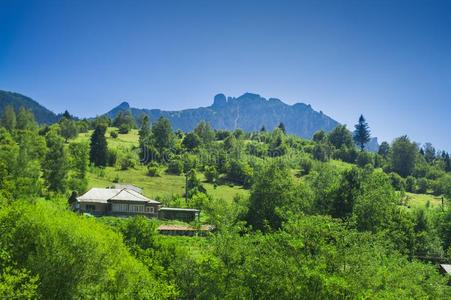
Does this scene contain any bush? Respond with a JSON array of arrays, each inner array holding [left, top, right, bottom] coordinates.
[[356, 151, 374, 168], [118, 124, 130, 134], [0, 201, 172, 299], [416, 178, 429, 194], [389, 172, 406, 191], [299, 157, 314, 176], [167, 159, 184, 175], [204, 165, 219, 183], [406, 176, 416, 193], [107, 149, 117, 167], [147, 162, 161, 177], [110, 131, 118, 138]]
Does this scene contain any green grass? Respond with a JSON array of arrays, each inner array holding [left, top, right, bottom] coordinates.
[[404, 192, 444, 208], [87, 165, 249, 203], [74, 128, 139, 148]]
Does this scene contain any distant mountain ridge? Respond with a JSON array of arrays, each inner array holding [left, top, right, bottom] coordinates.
[[0, 90, 378, 151], [0, 90, 58, 124], [106, 93, 341, 140]]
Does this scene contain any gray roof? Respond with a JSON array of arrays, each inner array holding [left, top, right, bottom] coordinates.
[[159, 207, 200, 212], [77, 188, 160, 204], [440, 264, 451, 275], [113, 184, 143, 194]]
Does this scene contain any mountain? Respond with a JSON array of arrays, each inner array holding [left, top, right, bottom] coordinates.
[[0, 90, 58, 124], [107, 93, 341, 140]]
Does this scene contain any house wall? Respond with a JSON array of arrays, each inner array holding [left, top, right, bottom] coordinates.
[[79, 202, 108, 215]]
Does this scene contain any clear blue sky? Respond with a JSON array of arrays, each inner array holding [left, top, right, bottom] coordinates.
[[1, 0, 450, 150]]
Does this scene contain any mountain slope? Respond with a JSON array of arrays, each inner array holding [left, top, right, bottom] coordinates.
[[0, 90, 58, 124], [107, 93, 340, 139]]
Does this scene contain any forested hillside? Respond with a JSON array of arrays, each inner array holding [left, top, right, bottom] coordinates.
[[0, 105, 450, 298], [0, 90, 58, 124]]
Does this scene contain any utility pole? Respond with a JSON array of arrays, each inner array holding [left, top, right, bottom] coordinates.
[[185, 172, 188, 204]]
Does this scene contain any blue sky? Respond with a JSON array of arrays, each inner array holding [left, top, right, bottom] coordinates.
[[1, 0, 450, 150]]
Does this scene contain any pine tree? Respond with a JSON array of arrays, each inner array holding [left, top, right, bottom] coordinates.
[[138, 115, 151, 147], [353, 115, 371, 150], [89, 125, 108, 167], [278, 122, 286, 134], [1, 105, 16, 131]]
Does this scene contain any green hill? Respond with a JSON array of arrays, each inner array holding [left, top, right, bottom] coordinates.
[[0, 90, 58, 124]]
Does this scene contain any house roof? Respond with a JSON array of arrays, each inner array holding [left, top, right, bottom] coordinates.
[[77, 188, 160, 204], [113, 184, 143, 194], [159, 207, 200, 212], [440, 264, 451, 275]]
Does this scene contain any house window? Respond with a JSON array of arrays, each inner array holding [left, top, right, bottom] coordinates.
[[86, 204, 96, 211], [112, 203, 128, 212], [145, 206, 155, 214], [130, 205, 144, 213]]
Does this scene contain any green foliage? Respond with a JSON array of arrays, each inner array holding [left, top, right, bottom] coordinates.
[[113, 110, 136, 129], [0, 201, 173, 299], [43, 127, 68, 193], [391, 135, 418, 177], [151, 117, 174, 151], [89, 125, 108, 167], [194, 121, 215, 144], [353, 114, 371, 150], [166, 158, 184, 175], [59, 117, 78, 142], [147, 161, 162, 177], [182, 132, 201, 150], [0, 105, 16, 131], [246, 162, 311, 231], [328, 124, 353, 149], [204, 165, 219, 183]]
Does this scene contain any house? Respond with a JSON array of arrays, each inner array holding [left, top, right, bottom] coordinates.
[[74, 187, 202, 222], [75, 187, 161, 217]]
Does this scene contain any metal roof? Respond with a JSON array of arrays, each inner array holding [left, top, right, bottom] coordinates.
[[440, 264, 451, 275], [159, 207, 200, 212], [77, 188, 160, 204]]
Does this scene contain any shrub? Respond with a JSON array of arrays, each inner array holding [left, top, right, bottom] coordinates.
[[299, 157, 314, 176], [416, 178, 429, 194], [147, 162, 161, 177], [167, 159, 184, 175], [118, 124, 130, 134], [406, 176, 416, 193], [110, 131, 118, 138], [204, 165, 219, 183], [356, 151, 374, 168]]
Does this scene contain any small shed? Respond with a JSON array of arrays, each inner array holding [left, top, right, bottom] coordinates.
[[158, 207, 200, 222]]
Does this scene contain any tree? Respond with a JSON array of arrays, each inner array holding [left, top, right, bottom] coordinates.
[[390, 136, 417, 177], [353, 115, 371, 150], [194, 121, 215, 144], [260, 126, 266, 132], [16, 107, 36, 131], [68, 142, 89, 191], [422, 143, 436, 163], [277, 122, 286, 134], [378, 141, 390, 157], [113, 111, 135, 129], [313, 130, 326, 143], [138, 115, 151, 147], [246, 162, 310, 231], [182, 132, 201, 150], [43, 127, 68, 193], [328, 125, 353, 149], [59, 117, 79, 142], [1, 105, 16, 131], [151, 117, 174, 151], [89, 125, 108, 167]]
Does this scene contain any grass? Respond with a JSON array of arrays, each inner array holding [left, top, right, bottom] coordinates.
[[87, 165, 249, 203], [74, 128, 139, 148], [404, 192, 444, 209]]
